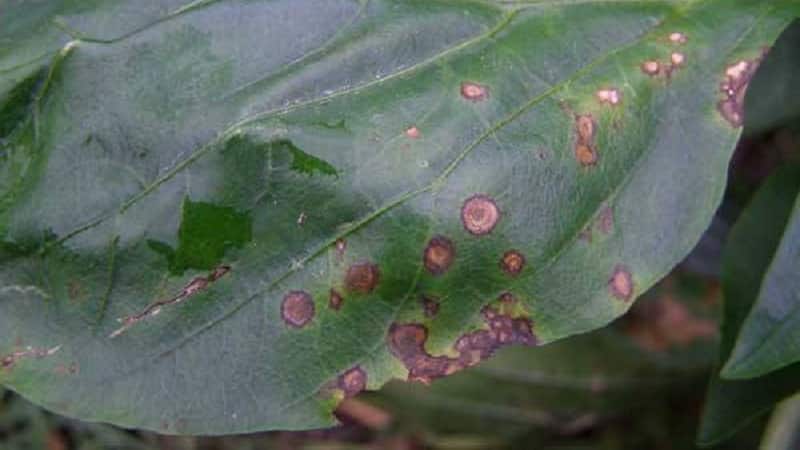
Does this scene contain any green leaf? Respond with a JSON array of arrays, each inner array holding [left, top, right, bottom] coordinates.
[[721, 171, 800, 379], [1, 0, 798, 434], [743, 20, 800, 135], [697, 166, 800, 447]]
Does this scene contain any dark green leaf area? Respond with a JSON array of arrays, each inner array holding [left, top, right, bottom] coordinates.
[[148, 199, 252, 275]]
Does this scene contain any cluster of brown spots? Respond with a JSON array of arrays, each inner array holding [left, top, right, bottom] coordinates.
[[421, 296, 440, 318], [623, 296, 717, 352], [345, 262, 380, 294], [388, 296, 536, 384], [405, 126, 421, 139], [329, 289, 344, 310], [281, 290, 315, 328], [1, 345, 61, 372], [718, 53, 766, 127], [500, 250, 526, 276], [461, 194, 500, 235], [337, 366, 368, 397], [574, 115, 598, 166], [460, 81, 489, 102], [423, 236, 455, 275], [669, 32, 688, 45], [596, 88, 621, 105], [609, 265, 634, 301], [641, 60, 661, 76]]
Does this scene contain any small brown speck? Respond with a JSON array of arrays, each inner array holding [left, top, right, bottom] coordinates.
[[641, 60, 660, 76], [338, 366, 367, 397], [423, 236, 455, 275], [609, 265, 633, 301], [345, 262, 380, 294], [596, 89, 621, 105], [597, 206, 614, 234], [461, 194, 500, 236], [500, 250, 526, 276], [405, 126, 421, 139], [281, 290, 315, 328], [669, 32, 687, 44], [421, 296, 440, 318], [460, 81, 489, 101], [329, 289, 344, 310]]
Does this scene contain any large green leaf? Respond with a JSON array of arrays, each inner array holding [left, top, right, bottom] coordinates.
[[721, 168, 800, 378], [1, 0, 798, 434], [697, 166, 800, 447]]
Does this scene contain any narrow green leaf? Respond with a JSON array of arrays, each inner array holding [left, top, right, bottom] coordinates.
[[698, 166, 800, 446], [721, 178, 800, 378]]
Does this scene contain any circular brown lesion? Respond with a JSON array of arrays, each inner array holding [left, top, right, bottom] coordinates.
[[609, 265, 634, 301], [460, 81, 489, 101], [461, 194, 501, 236], [345, 262, 380, 294], [500, 250, 526, 276], [281, 290, 315, 328], [329, 289, 344, 310], [338, 366, 367, 397], [423, 236, 455, 275]]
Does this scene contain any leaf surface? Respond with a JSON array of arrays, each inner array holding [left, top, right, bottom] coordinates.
[[1, 0, 798, 434]]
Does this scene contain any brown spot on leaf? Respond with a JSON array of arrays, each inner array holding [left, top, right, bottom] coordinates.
[[576, 115, 595, 142], [329, 289, 344, 311], [345, 262, 380, 294], [460, 81, 488, 101], [388, 296, 536, 384], [609, 265, 634, 301], [596, 88, 621, 105], [110, 265, 230, 338], [575, 144, 597, 166], [574, 115, 599, 166], [669, 32, 687, 44], [405, 126, 421, 139], [596, 206, 614, 235], [421, 296, 440, 318], [423, 236, 455, 275], [500, 250, 526, 276], [718, 52, 766, 128], [641, 60, 661, 76], [1, 345, 61, 372], [338, 366, 367, 397], [281, 290, 315, 328], [461, 194, 500, 236], [670, 52, 685, 67]]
